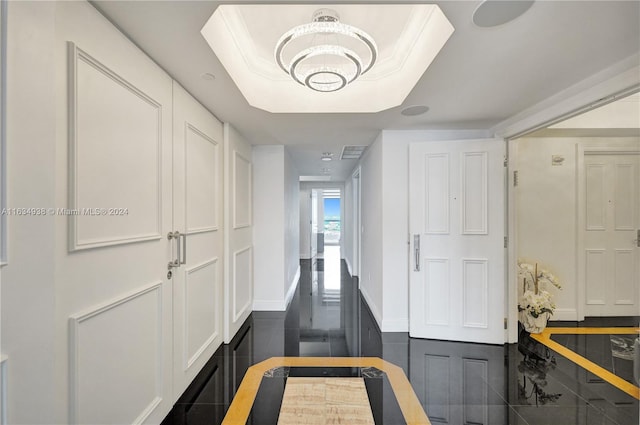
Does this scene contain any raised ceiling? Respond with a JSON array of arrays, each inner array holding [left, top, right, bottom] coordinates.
[[92, 1, 640, 180], [201, 4, 454, 112]]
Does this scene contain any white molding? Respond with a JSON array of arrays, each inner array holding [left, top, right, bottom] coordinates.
[[232, 150, 252, 229], [461, 151, 488, 235], [493, 55, 640, 139], [67, 42, 163, 251], [550, 308, 578, 321], [285, 265, 300, 309], [359, 286, 382, 330], [0, 0, 6, 266], [185, 123, 219, 233], [184, 258, 219, 370], [462, 258, 488, 329], [69, 281, 163, 425], [344, 257, 353, 277], [252, 299, 286, 311], [506, 139, 519, 343], [232, 246, 252, 322], [381, 318, 409, 332], [1, 354, 7, 425]]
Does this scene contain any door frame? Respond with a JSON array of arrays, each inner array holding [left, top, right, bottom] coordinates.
[[352, 167, 361, 278], [576, 142, 640, 320]]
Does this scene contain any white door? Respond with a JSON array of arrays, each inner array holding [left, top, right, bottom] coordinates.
[[583, 153, 639, 316], [172, 83, 224, 397], [409, 139, 505, 344], [61, 37, 174, 424]]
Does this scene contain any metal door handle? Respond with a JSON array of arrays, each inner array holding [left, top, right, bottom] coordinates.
[[414, 234, 420, 272], [180, 232, 187, 265], [634, 229, 640, 247], [167, 231, 181, 269]]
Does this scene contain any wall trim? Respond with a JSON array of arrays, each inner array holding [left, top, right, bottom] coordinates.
[[359, 286, 382, 330], [285, 265, 300, 309], [1, 354, 7, 425], [232, 150, 252, 229], [344, 257, 353, 277], [69, 281, 163, 425], [184, 258, 219, 370], [67, 42, 163, 251], [551, 308, 578, 321], [381, 318, 409, 333], [252, 299, 286, 311], [232, 246, 253, 322], [185, 122, 219, 234]]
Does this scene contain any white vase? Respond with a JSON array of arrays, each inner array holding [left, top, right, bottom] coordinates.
[[519, 311, 549, 334]]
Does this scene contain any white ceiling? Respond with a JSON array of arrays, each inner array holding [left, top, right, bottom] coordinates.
[[92, 1, 640, 180]]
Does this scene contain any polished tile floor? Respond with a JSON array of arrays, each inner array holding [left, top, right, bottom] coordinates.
[[162, 246, 639, 425]]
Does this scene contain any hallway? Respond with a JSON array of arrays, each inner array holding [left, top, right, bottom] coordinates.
[[162, 251, 639, 425]]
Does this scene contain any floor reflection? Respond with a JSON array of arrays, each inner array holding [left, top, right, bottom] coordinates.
[[162, 251, 639, 425]]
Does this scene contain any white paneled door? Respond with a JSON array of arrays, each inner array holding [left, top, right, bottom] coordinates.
[[172, 83, 224, 398], [584, 153, 639, 316], [409, 139, 505, 344]]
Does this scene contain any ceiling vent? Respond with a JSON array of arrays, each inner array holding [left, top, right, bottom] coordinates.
[[340, 145, 367, 160]]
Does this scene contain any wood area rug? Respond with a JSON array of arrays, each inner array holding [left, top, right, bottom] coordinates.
[[277, 377, 375, 425]]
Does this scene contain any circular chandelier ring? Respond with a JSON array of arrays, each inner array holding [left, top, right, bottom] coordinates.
[[289, 44, 363, 89], [304, 70, 348, 92], [275, 21, 378, 77]]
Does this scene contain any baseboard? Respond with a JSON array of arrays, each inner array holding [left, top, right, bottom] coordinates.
[[344, 258, 352, 276], [381, 318, 409, 332], [359, 287, 382, 330], [285, 266, 300, 309], [550, 308, 578, 321], [252, 299, 286, 311]]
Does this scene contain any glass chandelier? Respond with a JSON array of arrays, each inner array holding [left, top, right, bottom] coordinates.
[[274, 9, 378, 92]]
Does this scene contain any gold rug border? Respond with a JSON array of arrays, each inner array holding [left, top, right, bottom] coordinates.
[[221, 356, 431, 425]]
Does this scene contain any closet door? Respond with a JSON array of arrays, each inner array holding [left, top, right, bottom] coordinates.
[[171, 82, 224, 398], [57, 3, 174, 424]]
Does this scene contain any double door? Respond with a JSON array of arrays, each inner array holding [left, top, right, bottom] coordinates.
[[58, 9, 222, 423]]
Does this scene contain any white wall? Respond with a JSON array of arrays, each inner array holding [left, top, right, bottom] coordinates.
[[299, 186, 311, 259], [253, 145, 286, 310], [343, 177, 354, 274], [1, 2, 57, 422], [515, 136, 640, 320], [359, 133, 384, 326], [224, 123, 253, 342], [283, 148, 300, 304], [252, 145, 300, 310]]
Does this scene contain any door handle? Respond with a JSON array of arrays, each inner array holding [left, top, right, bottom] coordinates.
[[167, 231, 181, 269], [180, 232, 187, 265], [414, 234, 420, 272], [634, 229, 640, 248]]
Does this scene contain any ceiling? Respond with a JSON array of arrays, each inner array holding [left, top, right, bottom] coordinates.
[[92, 1, 640, 181]]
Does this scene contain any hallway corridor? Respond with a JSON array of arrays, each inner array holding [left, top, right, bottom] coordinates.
[[162, 251, 639, 425]]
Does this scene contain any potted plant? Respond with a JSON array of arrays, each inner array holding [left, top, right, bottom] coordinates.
[[518, 261, 562, 333]]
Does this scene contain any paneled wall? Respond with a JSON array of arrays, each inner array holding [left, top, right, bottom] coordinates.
[[1, 1, 243, 422], [224, 123, 253, 342]]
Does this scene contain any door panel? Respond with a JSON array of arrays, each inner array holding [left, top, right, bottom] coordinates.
[[57, 3, 174, 421], [409, 139, 505, 344], [584, 153, 639, 316], [172, 82, 224, 398]]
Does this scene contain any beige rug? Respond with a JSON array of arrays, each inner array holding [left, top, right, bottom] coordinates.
[[277, 377, 375, 425]]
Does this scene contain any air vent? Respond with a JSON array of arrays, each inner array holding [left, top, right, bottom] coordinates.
[[340, 145, 367, 160]]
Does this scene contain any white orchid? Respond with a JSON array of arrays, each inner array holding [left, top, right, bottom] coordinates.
[[517, 261, 562, 319]]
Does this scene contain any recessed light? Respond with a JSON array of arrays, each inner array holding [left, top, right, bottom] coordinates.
[[401, 105, 429, 116], [321, 152, 334, 161], [201, 72, 216, 81], [472, 0, 535, 28]]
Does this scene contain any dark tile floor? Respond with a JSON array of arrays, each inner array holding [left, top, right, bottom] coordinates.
[[162, 247, 639, 425]]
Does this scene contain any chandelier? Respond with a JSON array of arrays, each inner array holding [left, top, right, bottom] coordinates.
[[274, 9, 378, 92]]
